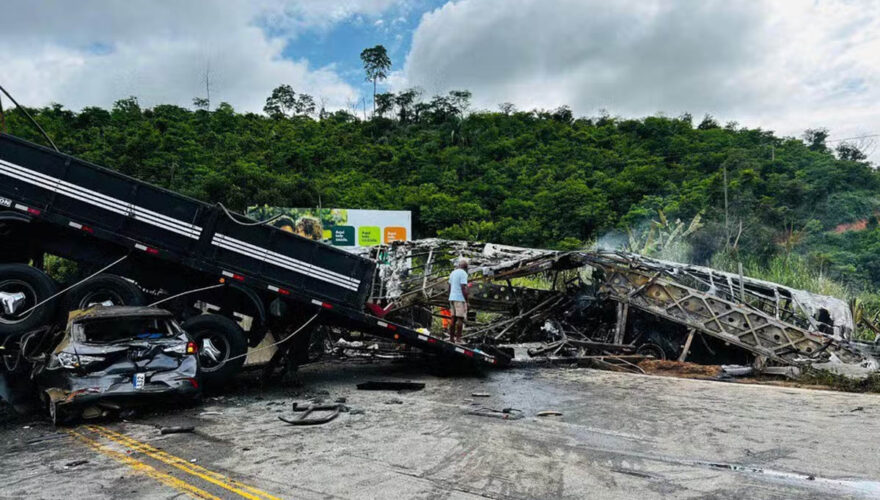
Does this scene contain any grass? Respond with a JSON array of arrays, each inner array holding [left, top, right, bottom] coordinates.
[[796, 367, 880, 393]]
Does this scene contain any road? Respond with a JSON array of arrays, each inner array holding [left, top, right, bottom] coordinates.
[[2, 360, 880, 499]]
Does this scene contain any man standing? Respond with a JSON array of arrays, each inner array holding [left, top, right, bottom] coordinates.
[[448, 258, 469, 343]]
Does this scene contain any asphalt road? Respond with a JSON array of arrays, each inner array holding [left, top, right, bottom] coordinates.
[[2, 360, 880, 499]]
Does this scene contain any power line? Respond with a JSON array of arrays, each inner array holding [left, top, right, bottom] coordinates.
[[826, 134, 880, 144]]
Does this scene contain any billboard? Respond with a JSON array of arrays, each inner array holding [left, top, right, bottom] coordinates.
[[246, 206, 411, 247]]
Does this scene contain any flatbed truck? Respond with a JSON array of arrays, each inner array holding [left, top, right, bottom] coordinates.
[[0, 133, 505, 386]]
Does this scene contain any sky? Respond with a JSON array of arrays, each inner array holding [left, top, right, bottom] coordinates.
[[2, 0, 879, 160]]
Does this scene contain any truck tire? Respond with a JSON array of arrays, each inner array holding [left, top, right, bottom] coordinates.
[[62, 274, 145, 313], [0, 264, 57, 338], [182, 314, 247, 387]]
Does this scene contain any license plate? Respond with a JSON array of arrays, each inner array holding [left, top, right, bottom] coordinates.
[[133, 373, 145, 389]]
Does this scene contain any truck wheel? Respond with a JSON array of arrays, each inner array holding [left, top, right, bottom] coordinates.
[[182, 314, 247, 387], [0, 264, 57, 337], [63, 274, 145, 312]]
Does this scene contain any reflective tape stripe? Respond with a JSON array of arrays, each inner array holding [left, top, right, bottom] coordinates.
[[211, 233, 360, 292], [0, 159, 202, 239], [212, 233, 359, 287]]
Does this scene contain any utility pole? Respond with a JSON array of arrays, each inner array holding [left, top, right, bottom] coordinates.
[[204, 61, 212, 111], [723, 164, 729, 248]]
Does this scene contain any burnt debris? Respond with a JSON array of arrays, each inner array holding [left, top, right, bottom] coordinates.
[[360, 239, 880, 378]]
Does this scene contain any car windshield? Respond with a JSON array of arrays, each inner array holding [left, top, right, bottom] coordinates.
[[77, 316, 178, 343]]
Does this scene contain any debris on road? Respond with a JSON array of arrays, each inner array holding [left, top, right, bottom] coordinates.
[[159, 426, 195, 435], [536, 410, 563, 417], [471, 392, 491, 397], [466, 407, 524, 420], [63, 459, 88, 468], [356, 381, 425, 391], [278, 402, 343, 425]]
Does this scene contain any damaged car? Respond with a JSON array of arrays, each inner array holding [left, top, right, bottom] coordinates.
[[35, 306, 201, 424]]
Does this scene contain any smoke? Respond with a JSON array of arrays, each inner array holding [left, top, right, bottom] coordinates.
[[594, 230, 629, 252]]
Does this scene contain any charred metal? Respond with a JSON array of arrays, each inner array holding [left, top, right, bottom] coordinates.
[[362, 239, 880, 377]]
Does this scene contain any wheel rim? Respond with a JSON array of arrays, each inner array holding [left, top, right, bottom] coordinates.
[[637, 342, 667, 360], [0, 279, 38, 325], [195, 331, 231, 372], [78, 288, 126, 309]]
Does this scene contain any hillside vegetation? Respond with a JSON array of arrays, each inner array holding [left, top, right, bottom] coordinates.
[[3, 94, 880, 306]]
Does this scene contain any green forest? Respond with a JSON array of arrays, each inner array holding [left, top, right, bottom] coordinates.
[[3, 86, 880, 318]]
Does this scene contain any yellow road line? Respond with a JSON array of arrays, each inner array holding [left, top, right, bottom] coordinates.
[[88, 425, 281, 500], [66, 429, 220, 500]]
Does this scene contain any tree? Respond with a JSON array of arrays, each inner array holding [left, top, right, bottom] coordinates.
[[360, 45, 391, 115], [263, 85, 315, 118], [374, 92, 395, 118], [263, 84, 297, 118], [836, 142, 867, 162], [293, 93, 316, 117], [803, 128, 829, 152], [498, 102, 516, 115], [192, 97, 209, 111], [394, 88, 421, 123]]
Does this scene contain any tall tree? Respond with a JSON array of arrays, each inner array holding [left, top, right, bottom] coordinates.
[[360, 45, 391, 115], [264, 84, 297, 118]]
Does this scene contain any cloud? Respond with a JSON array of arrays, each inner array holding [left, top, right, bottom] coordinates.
[[401, 0, 880, 155], [0, 0, 402, 112]]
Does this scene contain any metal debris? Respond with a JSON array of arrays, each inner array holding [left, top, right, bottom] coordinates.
[[356, 381, 425, 391], [362, 239, 880, 378], [278, 402, 343, 425]]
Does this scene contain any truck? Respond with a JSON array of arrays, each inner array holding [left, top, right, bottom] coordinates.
[[0, 133, 505, 392]]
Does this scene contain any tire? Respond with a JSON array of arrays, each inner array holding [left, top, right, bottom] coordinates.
[[0, 264, 57, 338], [182, 314, 247, 387], [62, 274, 145, 314]]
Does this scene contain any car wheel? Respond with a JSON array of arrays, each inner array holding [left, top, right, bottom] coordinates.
[[0, 264, 57, 338], [182, 314, 247, 387]]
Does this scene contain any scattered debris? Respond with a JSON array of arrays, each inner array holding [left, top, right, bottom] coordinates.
[[851, 406, 865, 412], [467, 407, 524, 420], [471, 392, 490, 397], [64, 459, 88, 468], [536, 410, 563, 417], [278, 402, 343, 425], [357, 381, 425, 391], [199, 411, 223, 416], [384, 398, 403, 405], [160, 426, 195, 435], [335, 397, 347, 403]]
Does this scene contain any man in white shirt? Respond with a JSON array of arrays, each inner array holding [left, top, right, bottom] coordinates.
[[448, 258, 469, 343]]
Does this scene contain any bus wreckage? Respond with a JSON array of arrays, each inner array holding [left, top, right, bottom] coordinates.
[[361, 239, 880, 378]]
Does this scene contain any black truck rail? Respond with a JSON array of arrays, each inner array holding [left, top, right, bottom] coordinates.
[[0, 133, 506, 368]]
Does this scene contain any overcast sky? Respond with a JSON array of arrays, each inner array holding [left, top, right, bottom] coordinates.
[[2, 0, 879, 159]]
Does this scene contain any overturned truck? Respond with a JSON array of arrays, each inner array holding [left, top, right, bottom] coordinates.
[[362, 239, 880, 377]]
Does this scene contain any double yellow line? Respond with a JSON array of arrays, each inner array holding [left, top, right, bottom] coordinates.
[[67, 425, 281, 500]]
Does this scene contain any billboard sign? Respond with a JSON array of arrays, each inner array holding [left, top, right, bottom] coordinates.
[[247, 206, 411, 247]]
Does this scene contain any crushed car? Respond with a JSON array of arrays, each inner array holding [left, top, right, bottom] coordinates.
[[34, 306, 201, 424]]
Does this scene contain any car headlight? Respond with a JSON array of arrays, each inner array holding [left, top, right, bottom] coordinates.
[[56, 352, 105, 369]]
